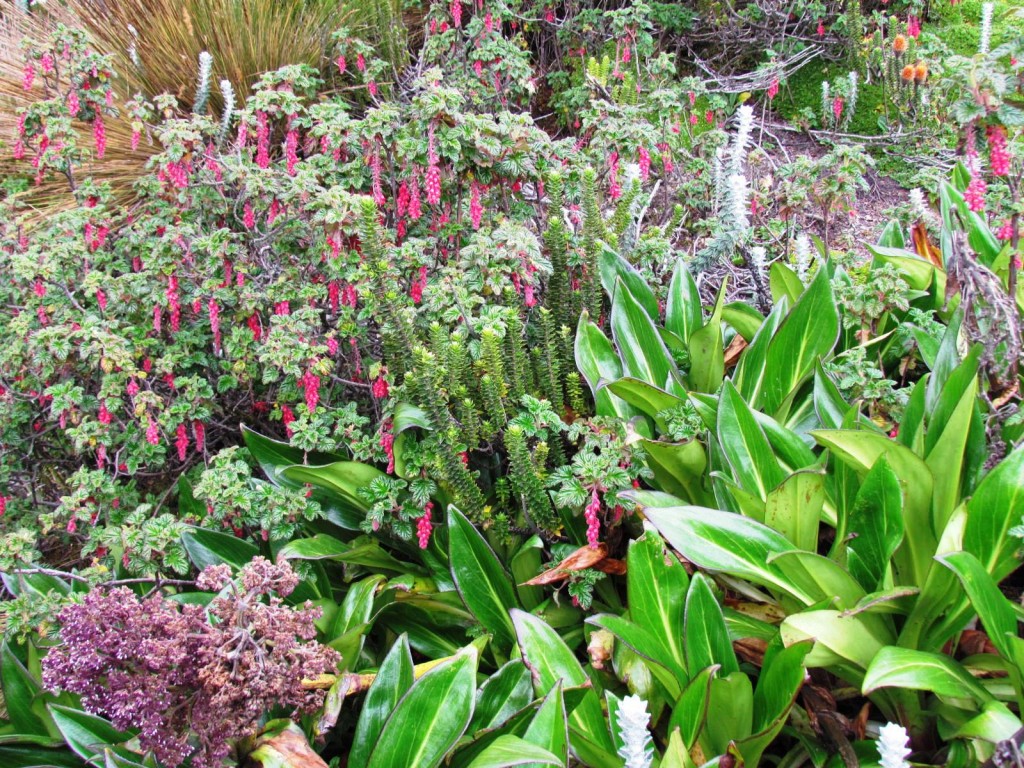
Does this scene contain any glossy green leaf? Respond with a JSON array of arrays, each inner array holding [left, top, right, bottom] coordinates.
[[0, 745, 91, 768], [448, 506, 518, 647], [666, 258, 704, 343], [510, 610, 618, 767], [764, 470, 825, 552], [639, 439, 709, 505], [780, 611, 891, 683], [752, 640, 811, 732], [241, 425, 343, 487], [964, 448, 1024, 583], [627, 533, 688, 672], [669, 666, 716, 749], [940, 552, 1017, 663], [1, 645, 47, 737], [611, 278, 678, 389], [688, 280, 727, 394], [706, 672, 754, 754], [465, 736, 563, 767], [180, 527, 258, 571], [575, 313, 637, 421], [684, 573, 738, 676], [469, 661, 534, 736], [862, 646, 992, 703], [733, 298, 788, 406], [365, 646, 478, 768], [642, 505, 804, 602], [811, 430, 935, 588], [769, 262, 804, 305], [587, 614, 684, 699], [510, 537, 544, 610], [723, 302, 765, 342], [605, 378, 683, 427], [896, 376, 928, 456], [47, 706, 128, 763], [717, 381, 785, 500], [845, 457, 904, 592], [328, 575, 384, 663], [279, 534, 412, 573], [761, 267, 839, 417], [523, 683, 569, 764], [813, 363, 850, 430], [282, 461, 384, 513], [599, 246, 659, 319], [770, 551, 865, 610], [348, 636, 415, 768]]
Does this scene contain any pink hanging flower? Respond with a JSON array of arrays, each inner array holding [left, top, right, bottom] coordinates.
[[637, 146, 651, 181], [96, 288, 107, 310], [0, 496, 7, 516], [281, 405, 296, 437], [410, 265, 428, 303], [285, 127, 299, 175], [621, 42, 631, 64], [450, 0, 462, 27], [997, 221, 1014, 240], [907, 15, 921, 38], [93, 112, 106, 159], [131, 128, 141, 150], [473, 59, 484, 77], [145, 417, 160, 446], [175, 423, 189, 461], [372, 375, 390, 399], [470, 182, 484, 228], [193, 420, 206, 453], [40, 53, 54, 74], [371, 150, 385, 205], [153, 304, 162, 334], [988, 125, 1011, 177], [98, 401, 113, 425], [367, 81, 378, 97], [68, 89, 80, 116], [248, 313, 262, 341], [243, 201, 256, 229], [408, 172, 423, 219], [356, 53, 366, 72], [767, 78, 779, 100], [336, 55, 347, 74], [208, 298, 221, 354], [303, 370, 321, 413], [126, 378, 140, 397], [585, 488, 601, 548], [964, 174, 987, 212], [607, 151, 621, 200], [417, 502, 434, 549], [167, 274, 181, 332], [22, 61, 34, 91], [268, 198, 281, 226], [425, 163, 442, 205], [256, 111, 270, 169], [817, 20, 826, 36], [833, 96, 844, 122], [328, 281, 340, 314]]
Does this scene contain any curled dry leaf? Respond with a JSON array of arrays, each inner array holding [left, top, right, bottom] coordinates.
[[522, 542, 627, 586]]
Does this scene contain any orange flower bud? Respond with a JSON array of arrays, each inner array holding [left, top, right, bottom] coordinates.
[[893, 34, 908, 53], [901, 64, 916, 82], [914, 61, 928, 82]]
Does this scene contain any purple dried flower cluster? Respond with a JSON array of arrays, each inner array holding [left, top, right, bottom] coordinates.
[[42, 557, 339, 768]]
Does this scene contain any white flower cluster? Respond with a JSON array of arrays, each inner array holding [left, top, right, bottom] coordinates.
[[979, 2, 994, 54], [194, 51, 214, 114], [219, 79, 236, 144], [793, 234, 813, 284], [616, 695, 653, 768], [847, 72, 859, 117], [877, 722, 911, 768]]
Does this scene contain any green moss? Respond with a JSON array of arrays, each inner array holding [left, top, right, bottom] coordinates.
[[779, 61, 886, 136]]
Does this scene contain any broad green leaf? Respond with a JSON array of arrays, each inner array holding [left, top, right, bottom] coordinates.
[[723, 302, 765, 342], [862, 646, 992, 703], [752, 640, 811, 732], [639, 439, 709, 505], [781, 611, 891, 684], [241, 425, 343, 487], [599, 246, 659, 319], [466, 736, 563, 767], [181, 527, 258, 571], [845, 457, 904, 592], [964, 447, 1024, 582], [282, 461, 384, 512], [575, 313, 637, 421], [627, 533, 688, 672], [605, 379, 683, 427], [733, 298, 788, 406], [769, 262, 804, 305], [769, 551, 865, 610], [813, 363, 850, 431], [587, 614, 685, 699], [896, 376, 928, 458], [684, 573, 738, 676], [717, 381, 785, 501], [348, 636, 415, 768], [642, 506, 805, 602], [811, 430, 935, 588], [393, 401, 433, 433], [523, 684, 568, 764], [867, 245, 946, 294], [688, 280, 728, 394], [0, 745, 91, 767], [762, 268, 840, 417], [510, 610, 619, 768], [448, 506, 518, 647], [328, 575, 385, 663], [469, 661, 534, 735], [510, 537, 545, 610], [764, 470, 825, 552], [939, 552, 1017, 663], [1, 645, 47, 736], [279, 535, 412, 573], [669, 666, 716, 749], [366, 647, 478, 768], [949, 701, 1021, 743], [47, 707, 129, 763], [659, 730, 695, 768], [666, 259, 703, 343], [706, 672, 754, 754], [611, 278, 678, 389]]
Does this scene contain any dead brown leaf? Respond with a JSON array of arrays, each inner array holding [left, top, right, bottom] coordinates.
[[523, 543, 626, 585], [724, 335, 749, 369]]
